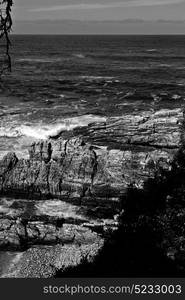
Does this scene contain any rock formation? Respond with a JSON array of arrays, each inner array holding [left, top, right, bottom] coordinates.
[[0, 107, 185, 277]]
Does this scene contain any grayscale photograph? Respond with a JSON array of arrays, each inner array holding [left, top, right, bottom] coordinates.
[[0, 0, 185, 280]]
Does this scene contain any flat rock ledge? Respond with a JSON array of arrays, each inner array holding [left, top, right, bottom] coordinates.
[[1, 108, 185, 277]]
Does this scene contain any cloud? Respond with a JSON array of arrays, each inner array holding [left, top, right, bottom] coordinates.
[[29, 0, 184, 12]]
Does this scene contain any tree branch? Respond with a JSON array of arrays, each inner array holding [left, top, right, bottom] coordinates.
[[0, 0, 13, 75]]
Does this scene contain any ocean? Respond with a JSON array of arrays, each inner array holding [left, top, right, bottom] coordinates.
[[1, 34, 185, 159]]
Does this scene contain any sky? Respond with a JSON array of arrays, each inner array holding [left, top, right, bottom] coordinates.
[[11, 0, 185, 34]]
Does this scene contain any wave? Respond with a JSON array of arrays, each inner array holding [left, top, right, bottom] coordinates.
[[80, 76, 115, 80], [146, 49, 157, 52], [0, 127, 20, 138], [17, 58, 61, 63], [158, 64, 173, 68], [73, 54, 86, 59], [0, 114, 106, 140], [177, 82, 185, 86]]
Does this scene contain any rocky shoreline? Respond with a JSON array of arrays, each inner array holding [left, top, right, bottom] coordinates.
[[1, 105, 185, 277]]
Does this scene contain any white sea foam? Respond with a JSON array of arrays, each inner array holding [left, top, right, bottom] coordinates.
[[146, 49, 157, 52], [0, 114, 106, 140], [0, 127, 20, 138]]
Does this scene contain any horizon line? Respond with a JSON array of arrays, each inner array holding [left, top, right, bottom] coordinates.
[[14, 19, 185, 23], [11, 33, 185, 36]]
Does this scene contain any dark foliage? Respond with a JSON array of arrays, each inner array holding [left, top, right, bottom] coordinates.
[[0, 0, 13, 75], [55, 148, 185, 278]]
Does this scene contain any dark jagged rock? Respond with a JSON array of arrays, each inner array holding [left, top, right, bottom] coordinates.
[[0, 107, 185, 277], [0, 152, 18, 187], [0, 109, 183, 208], [0, 217, 102, 250]]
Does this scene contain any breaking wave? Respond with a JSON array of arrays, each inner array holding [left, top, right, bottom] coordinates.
[[0, 115, 106, 140]]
